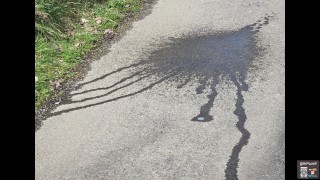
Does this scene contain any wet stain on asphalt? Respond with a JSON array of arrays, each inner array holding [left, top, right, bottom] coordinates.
[[42, 14, 274, 180], [146, 26, 258, 122]]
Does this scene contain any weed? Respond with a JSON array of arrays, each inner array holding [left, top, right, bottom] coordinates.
[[35, 0, 145, 110]]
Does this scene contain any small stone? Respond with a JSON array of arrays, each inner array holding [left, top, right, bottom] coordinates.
[[104, 29, 114, 39], [75, 42, 81, 48], [92, 28, 98, 34], [65, 29, 74, 37], [197, 117, 205, 121], [95, 17, 102, 24], [55, 81, 61, 89], [80, 18, 88, 25]]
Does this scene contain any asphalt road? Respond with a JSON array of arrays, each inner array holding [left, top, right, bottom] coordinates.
[[35, 0, 285, 179]]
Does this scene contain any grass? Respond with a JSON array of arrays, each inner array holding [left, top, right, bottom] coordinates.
[[35, 0, 147, 110]]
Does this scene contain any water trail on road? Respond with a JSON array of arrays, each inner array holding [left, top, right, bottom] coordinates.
[[191, 76, 218, 122], [223, 15, 274, 180], [49, 72, 178, 117], [39, 14, 274, 180], [224, 72, 251, 180]]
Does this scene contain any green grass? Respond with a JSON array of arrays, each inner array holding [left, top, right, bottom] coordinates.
[[35, 0, 146, 109]]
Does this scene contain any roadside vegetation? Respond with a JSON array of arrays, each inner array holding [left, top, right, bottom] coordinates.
[[35, 0, 147, 110]]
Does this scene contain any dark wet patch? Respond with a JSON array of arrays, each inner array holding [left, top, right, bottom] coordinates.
[[42, 15, 271, 121], [224, 77, 251, 180], [48, 22, 262, 118], [40, 14, 274, 179], [144, 24, 261, 122], [224, 14, 274, 180]]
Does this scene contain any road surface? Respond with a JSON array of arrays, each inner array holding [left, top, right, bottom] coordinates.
[[35, 0, 285, 179]]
